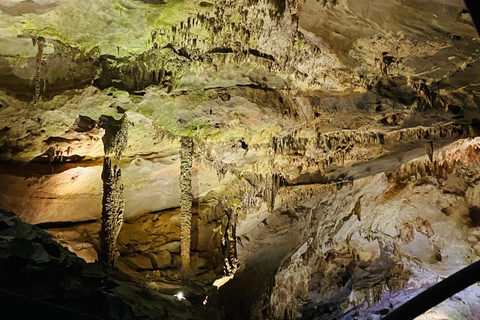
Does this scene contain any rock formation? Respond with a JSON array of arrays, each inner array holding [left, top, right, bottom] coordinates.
[[100, 114, 129, 267], [1, 0, 480, 319], [0, 208, 223, 320], [180, 135, 193, 271]]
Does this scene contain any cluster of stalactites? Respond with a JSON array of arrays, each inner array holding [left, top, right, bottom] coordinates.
[[390, 138, 480, 181], [268, 122, 475, 175], [147, 0, 343, 90]]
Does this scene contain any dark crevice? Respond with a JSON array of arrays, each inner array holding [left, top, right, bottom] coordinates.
[[0, 159, 102, 177], [208, 47, 235, 54], [134, 0, 166, 4], [35, 219, 98, 230], [244, 49, 275, 61], [270, 0, 286, 15], [207, 47, 275, 61], [44, 136, 81, 144]]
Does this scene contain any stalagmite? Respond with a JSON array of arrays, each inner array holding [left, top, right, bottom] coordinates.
[[3, 1, 480, 319], [214, 208, 239, 289], [180, 136, 194, 272], [223, 208, 239, 277], [99, 115, 129, 267]]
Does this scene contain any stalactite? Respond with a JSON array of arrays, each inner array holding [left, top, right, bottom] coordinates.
[[33, 37, 45, 104], [266, 122, 475, 175], [425, 141, 434, 162], [99, 114, 129, 267], [264, 173, 283, 212], [180, 136, 194, 272]]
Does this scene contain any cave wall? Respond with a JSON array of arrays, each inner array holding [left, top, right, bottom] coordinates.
[[211, 138, 480, 319], [1, 0, 480, 319]]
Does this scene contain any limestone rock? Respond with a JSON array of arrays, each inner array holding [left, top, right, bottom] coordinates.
[[1, 0, 480, 319], [151, 250, 172, 269]]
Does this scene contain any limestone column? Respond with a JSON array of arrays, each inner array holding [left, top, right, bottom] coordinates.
[[180, 136, 193, 271], [99, 115, 129, 267]]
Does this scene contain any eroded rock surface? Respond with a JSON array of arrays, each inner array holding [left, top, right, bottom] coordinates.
[[243, 138, 480, 320], [1, 0, 480, 319]]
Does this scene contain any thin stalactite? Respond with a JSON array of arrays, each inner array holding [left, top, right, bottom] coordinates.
[[33, 37, 45, 104]]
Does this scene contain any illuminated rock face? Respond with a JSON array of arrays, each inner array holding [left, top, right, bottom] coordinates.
[[1, 0, 480, 319], [250, 139, 480, 320]]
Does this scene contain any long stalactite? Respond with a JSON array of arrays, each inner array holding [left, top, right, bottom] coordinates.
[[99, 115, 129, 267], [33, 36, 45, 104], [180, 136, 194, 272]]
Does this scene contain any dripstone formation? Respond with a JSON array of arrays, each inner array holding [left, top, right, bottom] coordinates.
[[100, 115, 129, 267], [1, 1, 480, 319]]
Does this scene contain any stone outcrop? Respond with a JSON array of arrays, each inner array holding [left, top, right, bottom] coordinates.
[[0, 208, 223, 320]]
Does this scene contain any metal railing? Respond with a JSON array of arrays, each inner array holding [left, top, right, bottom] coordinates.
[[383, 259, 480, 319]]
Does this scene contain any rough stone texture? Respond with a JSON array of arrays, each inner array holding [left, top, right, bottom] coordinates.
[[0, 208, 223, 320], [1, 0, 480, 319], [180, 136, 194, 271], [99, 115, 129, 267], [44, 204, 226, 293], [242, 138, 480, 320], [99, 157, 124, 267]]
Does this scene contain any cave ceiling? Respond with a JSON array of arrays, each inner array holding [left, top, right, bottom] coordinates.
[[1, 0, 479, 220]]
